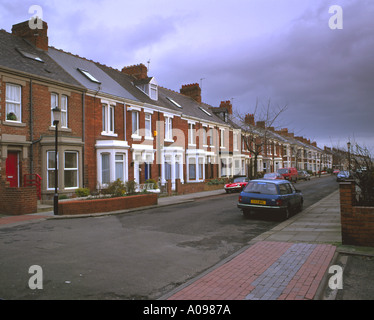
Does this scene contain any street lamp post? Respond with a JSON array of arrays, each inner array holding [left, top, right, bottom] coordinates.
[[52, 107, 61, 215], [347, 141, 351, 175]]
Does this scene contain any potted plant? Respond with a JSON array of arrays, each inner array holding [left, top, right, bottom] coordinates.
[[6, 112, 17, 121]]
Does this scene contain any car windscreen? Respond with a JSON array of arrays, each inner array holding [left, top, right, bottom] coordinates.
[[243, 181, 278, 195]]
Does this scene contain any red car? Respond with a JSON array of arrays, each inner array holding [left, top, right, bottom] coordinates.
[[224, 176, 249, 193]]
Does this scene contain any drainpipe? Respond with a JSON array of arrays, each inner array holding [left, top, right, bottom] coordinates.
[[82, 92, 85, 188], [29, 79, 33, 176]]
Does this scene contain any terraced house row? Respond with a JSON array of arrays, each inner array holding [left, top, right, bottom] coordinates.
[[0, 20, 332, 213]]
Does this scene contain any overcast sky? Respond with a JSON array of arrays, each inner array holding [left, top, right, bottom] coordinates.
[[1, 0, 373, 152]]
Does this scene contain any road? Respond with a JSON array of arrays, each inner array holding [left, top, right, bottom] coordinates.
[[0, 175, 338, 300]]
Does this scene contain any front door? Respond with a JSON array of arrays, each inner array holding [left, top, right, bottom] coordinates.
[[6, 152, 19, 187]]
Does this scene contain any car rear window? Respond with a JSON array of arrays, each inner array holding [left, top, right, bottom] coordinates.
[[243, 181, 278, 195], [277, 169, 288, 174]]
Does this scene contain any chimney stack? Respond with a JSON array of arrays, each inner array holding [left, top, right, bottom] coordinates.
[[256, 121, 265, 129], [12, 19, 49, 51], [219, 100, 232, 115], [245, 114, 255, 126], [180, 83, 201, 103], [121, 64, 148, 80]]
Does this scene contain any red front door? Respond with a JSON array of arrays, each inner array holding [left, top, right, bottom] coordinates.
[[6, 152, 19, 187]]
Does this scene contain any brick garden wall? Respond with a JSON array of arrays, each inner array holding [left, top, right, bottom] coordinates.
[[58, 193, 158, 215], [0, 180, 37, 215], [340, 181, 374, 247], [174, 178, 228, 195]]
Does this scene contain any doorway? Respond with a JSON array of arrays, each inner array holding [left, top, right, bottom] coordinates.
[[6, 151, 20, 187]]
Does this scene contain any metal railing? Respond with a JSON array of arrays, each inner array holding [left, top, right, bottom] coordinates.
[[24, 174, 42, 200]]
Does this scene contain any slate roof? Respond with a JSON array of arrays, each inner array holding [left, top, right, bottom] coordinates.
[[0, 30, 83, 88], [98, 63, 227, 125], [47, 47, 138, 101]]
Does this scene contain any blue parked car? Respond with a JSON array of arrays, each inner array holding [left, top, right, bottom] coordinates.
[[237, 179, 303, 220]]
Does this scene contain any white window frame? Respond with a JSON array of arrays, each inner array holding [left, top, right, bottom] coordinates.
[[47, 151, 58, 190], [102, 104, 116, 136], [64, 151, 79, 189], [131, 110, 141, 139], [60, 95, 68, 128], [188, 122, 195, 146], [165, 116, 173, 142], [145, 113, 152, 139], [220, 129, 225, 149], [5, 83, 22, 123], [150, 84, 158, 100], [101, 153, 111, 186], [51, 93, 68, 128], [115, 153, 126, 182]]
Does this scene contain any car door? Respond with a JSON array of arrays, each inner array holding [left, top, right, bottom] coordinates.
[[288, 182, 301, 208]]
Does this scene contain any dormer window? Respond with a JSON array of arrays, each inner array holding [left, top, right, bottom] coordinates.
[[135, 77, 158, 101]]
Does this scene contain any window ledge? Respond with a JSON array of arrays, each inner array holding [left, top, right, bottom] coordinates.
[[50, 126, 72, 133], [164, 139, 174, 143], [3, 120, 26, 127], [144, 136, 154, 141], [101, 131, 118, 137], [131, 134, 142, 140]]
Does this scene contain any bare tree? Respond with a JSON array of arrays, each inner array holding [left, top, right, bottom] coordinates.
[[234, 99, 288, 178], [350, 143, 374, 206]]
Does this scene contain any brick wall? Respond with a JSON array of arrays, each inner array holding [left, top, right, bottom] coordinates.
[[340, 181, 374, 247], [58, 193, 158, 215], [0, 180, 37, 215], [175, 178, 228, 195]]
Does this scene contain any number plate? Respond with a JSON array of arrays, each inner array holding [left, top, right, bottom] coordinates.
[[251, 199, 266, 205]]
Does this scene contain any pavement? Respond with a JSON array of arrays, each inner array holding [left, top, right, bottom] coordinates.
[[1, 186, 374, 300]]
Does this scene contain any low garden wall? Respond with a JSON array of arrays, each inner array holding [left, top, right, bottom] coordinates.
[[0, 180, 37, 215], [340, 181, 374, 247], [173, 178, 228, 195], [58, 193, 158, 216]]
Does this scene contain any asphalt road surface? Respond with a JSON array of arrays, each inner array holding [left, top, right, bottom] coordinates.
[[0, 175, 338, 300]]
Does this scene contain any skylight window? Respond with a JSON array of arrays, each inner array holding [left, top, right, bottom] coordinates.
[[166, 97, 183, 109], [16, 48, 44, 63], [77, 68, 101, 84], [199, 106, 212, 117]]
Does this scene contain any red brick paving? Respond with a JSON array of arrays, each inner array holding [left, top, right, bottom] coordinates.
[[0, 215, 46, 226], [167, 241, 336, 300]]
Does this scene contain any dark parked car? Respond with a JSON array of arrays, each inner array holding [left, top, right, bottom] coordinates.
[[298, 170, 311, 181], [237, 179, 303, 219], [224, 176, 249, 193], [336, 171, 351, 182]]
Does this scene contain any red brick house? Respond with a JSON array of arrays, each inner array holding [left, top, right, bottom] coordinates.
[[0, 21, 85, 213]]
